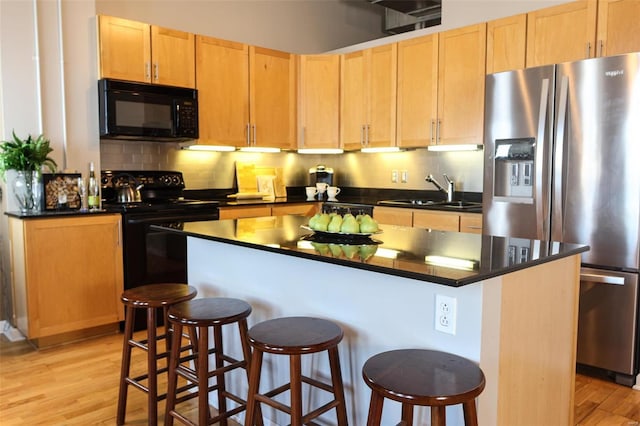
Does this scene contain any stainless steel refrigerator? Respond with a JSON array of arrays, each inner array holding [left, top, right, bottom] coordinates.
[[482, 53, 640, 386]]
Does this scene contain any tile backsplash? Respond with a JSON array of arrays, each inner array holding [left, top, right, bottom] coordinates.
[[100, 140, 484, 192]]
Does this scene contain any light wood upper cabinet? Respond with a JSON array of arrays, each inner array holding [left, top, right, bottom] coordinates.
[[250, 47, 297, 149], [341, 45, 397, 150], [195, 40, 295, 149], [151, 26, 196, 88], [9, 215, 124, 342], [298, 54, 341, 149], [195, 36, 249, 146], [486, 14, 527, 74], [396, 25, 486, 148], [526, 1, 598, 67], [340, 50, 367, 150], [98, 15, 195, 88], [437, 23, 487, 146], [596, 0, 640, 57], [396, 34, 439, 148]]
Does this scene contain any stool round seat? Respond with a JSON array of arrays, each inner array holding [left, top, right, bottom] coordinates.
[[362, 349, 485, 426], [121, 283, 197, 308], [248, 316, 343, 354], [168, 297, 252, 326]]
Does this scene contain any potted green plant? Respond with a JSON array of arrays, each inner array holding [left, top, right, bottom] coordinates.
[[0, 130, 57, 212]]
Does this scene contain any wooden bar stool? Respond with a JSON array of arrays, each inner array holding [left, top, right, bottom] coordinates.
[[117, 283, 197, 426], [165, 297, 261, 426], [362, 349, 485, 426], [244, 316, 349, 426]]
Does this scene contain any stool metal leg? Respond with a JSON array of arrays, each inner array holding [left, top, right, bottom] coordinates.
[[366, 391, 384, 426], [328, 347, 348, 426], [117, 305, 135, 425], [147, 307, 159, 426]]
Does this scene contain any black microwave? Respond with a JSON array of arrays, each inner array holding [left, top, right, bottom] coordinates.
[[98, 78, 198, 141]]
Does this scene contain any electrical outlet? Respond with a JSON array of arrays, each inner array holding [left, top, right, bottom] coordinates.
[[401, 170, 408, 183], [435, 294, 457, 335], [391, 170, 398, 183]]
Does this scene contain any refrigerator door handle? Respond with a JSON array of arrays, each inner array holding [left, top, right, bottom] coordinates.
[[535, 78, 550, 239], [552, 75, 569, 240], [581, 273, 625, 286]]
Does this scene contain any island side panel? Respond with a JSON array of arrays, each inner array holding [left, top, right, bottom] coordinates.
[[187, 236, 485, 426], [481, 254, 581, 426]]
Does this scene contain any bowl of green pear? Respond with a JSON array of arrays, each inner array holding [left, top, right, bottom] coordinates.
[[303, 212, 382, 236]]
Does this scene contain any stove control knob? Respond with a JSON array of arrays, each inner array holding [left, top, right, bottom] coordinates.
[[160, 175, 172, 186], [171, 175, 181, 185]]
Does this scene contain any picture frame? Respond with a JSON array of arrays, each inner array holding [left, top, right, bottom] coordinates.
[[42, 173, 82, 211]]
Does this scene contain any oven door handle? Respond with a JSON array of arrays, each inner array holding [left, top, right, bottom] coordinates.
[[127, 213, 218, 224]]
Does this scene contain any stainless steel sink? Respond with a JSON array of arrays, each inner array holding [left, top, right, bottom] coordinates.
[[377, 199, 482, 211], [377, 199, 443, 206]]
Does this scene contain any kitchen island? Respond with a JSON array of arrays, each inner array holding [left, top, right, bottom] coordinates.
[[155, 215, 588, 426]]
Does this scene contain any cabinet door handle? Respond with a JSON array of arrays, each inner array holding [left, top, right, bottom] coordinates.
[[436, 119, 441, 144], [585, 42, 591, 58], [145, 62, 151, 80], [153, 63, 159, 82], [366, 124, 370, 146], [581, 273, 624, 286], [252, 124, 256, 145], [246, 123, 251, 146], [361, 125, 365, 146], [597, 40, 603, 57], [430, 119, 435, 144]]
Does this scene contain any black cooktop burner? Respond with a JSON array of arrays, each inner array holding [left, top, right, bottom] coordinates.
[[101, 170, 220, 214]]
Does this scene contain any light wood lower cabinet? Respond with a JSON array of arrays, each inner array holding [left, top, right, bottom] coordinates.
[[412, 210, 460, 232], [460, 213, 483, 234], [219, 205, 272, 220], [374, 206, 482, 233], [219, 202, 320, 220], [373, 206, 413, 227], [8, 214, 124, 344]]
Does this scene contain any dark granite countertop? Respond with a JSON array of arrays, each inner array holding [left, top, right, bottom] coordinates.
[[184, 187, 483, 213], [153, 215, 588, 287]]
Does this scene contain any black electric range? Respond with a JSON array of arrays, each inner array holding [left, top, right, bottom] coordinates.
[[102, 170, 219, 329]]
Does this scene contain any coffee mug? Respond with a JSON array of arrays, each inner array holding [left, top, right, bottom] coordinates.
[[305, 186, 318, 199], [327, 186, 341, 198], [316, 182, 329, 193]]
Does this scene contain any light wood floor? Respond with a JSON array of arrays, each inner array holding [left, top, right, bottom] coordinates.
[[1, 330, 639, 425]]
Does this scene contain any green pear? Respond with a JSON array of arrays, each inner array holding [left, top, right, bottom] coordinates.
[[308, 213, 321, 230], [359, 214, 379, 233], [315, 213, 331, 231], [329, 244, 343, 257], [341, 244, 359, 259], [311, 242, 330, 256], [328, 215, 343, 233], [359, 244, 378, 261], [340, 215, 360, 233]]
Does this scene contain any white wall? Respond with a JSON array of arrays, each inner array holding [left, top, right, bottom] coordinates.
[[95, 0, 387, 54]]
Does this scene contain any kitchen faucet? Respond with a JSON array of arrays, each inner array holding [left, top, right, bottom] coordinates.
[[425, 174, 454, 202]]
